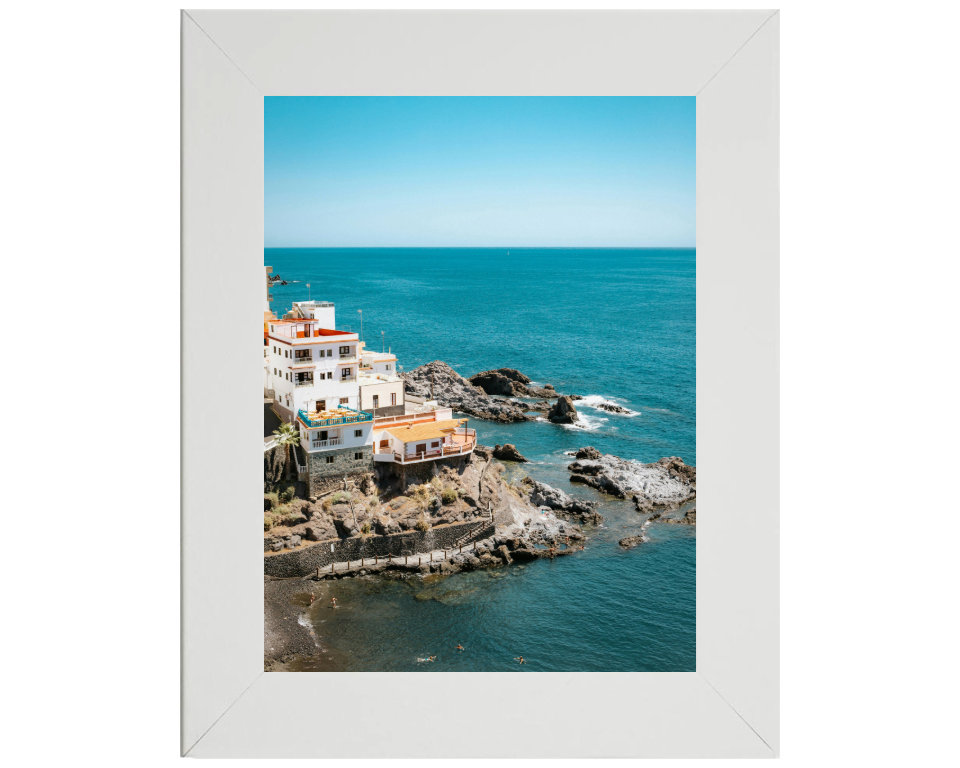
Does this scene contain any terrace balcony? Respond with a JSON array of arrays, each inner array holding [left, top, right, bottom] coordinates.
[[294, 379, 314, 387], [311, 437, 344, 449], [290, 356, 314, 366], [298, 405, 373, 428], [374, 428, 476, 464]]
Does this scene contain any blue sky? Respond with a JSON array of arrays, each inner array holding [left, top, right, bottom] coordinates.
[[265, 97, 695, 248]]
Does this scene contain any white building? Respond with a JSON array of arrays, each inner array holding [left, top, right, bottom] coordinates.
[[266, 301, 375, 494], [357, 344, 405, 417]]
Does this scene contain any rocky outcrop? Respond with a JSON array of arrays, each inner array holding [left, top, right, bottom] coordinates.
[[596, 402, 631, 414], [521, 478, 602, 524], [618, 534, 646, 549], [575, 446, 601, 460], [468, 368, 531, 396], [547, 396, 579, 424], [567, 453, 696, 508], [493, 443, 528, 462], [665, 507, 696, 526], [403, 361, 531, 423], [469, 368, 562, 399]]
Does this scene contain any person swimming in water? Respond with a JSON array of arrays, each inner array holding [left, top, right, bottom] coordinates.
[[309, 592, 315, 605], [456, 644, 464, 651], [417, 655, 437, 662], [514, 656, 525, 664]]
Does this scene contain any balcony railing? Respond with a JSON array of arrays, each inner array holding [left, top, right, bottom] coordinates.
[[339, 375, 357, 383], [291, 356, 313, 365], [380, 438, 476, 464], [311, 438, 344, 448], [295, 379, 314, 387], [298, 406, 373, 428]]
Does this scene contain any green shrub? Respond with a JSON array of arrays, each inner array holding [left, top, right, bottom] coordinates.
[[264, 492, 279, 510], [330, 491, 351, 505], [278, 488, 293, 503], [360, 521, 372, 534], [415, 513, 431, 532], [441, 487, 458, 505], [410, 484, 430, 502], [263, 514, 274, 531]]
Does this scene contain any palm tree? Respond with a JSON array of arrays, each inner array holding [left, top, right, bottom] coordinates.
[[272, 421, 301, 479]]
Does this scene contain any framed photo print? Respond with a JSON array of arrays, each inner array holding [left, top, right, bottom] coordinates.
[[182, 9, 778, 758]]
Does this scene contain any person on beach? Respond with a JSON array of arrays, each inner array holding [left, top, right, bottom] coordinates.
[[331, 597, 338, 608]]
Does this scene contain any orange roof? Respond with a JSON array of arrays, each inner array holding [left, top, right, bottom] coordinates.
[[382, 419, 465, 444]]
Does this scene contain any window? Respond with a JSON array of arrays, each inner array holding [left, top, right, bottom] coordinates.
[[325, 456, 334, 464], [390, 393, 396, 406], [354, 452, 363, 460], [431, 442, 439, 448], [354, 429, 362, 437], [340, 346, 350, 355], [386, 364, 391, 370], [372, 395, 379, 408], [340, 397, 348, 405], [342, 368, 352, 378]]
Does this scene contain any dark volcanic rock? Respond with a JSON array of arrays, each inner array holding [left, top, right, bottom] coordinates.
[[468, 368, 531, 396], [665, 508, 697, 526], [575, 446, 601, 460], [403, 361, 531, 423], [596, 402, 631, 414], [547, 396, 579, 424], [525, 478, 602, 524], [468, 368, 562, 399], [619, 534, 646, 549], [493, 443, 529, 462]]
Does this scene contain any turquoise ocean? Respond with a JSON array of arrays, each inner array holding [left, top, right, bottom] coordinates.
[[266, 247, 695, 672]]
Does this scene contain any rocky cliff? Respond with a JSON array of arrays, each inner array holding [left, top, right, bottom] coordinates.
[[403, 361, 532, 422]]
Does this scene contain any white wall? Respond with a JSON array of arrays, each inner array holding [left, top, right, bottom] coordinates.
[[359, 380, 404, 411]]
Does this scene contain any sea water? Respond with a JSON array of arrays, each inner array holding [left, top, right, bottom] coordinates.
[[266, 248, 695, 672]]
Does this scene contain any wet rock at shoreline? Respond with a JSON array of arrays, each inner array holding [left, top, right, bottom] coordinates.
[[403, 361, 531, 423], [521, 477, 603, 524], [596, 402, 631, 414], [575, 446, 601, 460], [547, 396, 579, 424], [493, 443, 529, 462], [619, 534, 646, 549], [664, 507, 696, 526], [567, 453, 696, 507]]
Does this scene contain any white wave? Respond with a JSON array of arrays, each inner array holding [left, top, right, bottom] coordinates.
[[577, 395, 640, 416], [561, 411, 608, 431], [298, 614, 313, 629]]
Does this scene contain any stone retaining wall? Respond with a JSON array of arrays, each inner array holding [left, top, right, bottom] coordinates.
[[264, 519, 495, 578]]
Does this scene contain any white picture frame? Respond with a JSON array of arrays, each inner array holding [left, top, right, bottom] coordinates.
[[182, 9, 779, 758]]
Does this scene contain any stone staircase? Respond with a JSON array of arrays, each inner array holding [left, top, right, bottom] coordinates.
[[452, 521, 486, 550]]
